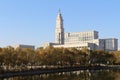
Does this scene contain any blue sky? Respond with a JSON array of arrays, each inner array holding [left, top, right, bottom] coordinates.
[[0, 0, 120, 48]]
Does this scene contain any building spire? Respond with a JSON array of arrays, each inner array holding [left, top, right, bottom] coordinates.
[[57, 9, 62, 18], [56, 9, 63, 28], [58, 9, 61, 14]]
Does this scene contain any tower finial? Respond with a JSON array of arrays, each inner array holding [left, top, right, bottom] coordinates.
[[58, 9, 61, 14]]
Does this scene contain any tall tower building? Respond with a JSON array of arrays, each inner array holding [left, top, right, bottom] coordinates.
[[55, 10, 64, 44], [43, 11, 118, 51]]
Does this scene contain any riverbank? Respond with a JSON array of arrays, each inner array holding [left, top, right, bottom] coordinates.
[[1, 65, 120, 78]]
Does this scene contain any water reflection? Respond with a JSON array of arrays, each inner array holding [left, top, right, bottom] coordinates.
[[2, 70, 120, 80]]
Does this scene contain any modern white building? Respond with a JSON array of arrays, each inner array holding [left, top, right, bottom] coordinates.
[[104, 38, 118, 51], [64, 31, 98, 45], [43, 10, 118, 51]]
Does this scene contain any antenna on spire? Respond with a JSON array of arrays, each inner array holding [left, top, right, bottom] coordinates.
[[58, 9, 61, 14]]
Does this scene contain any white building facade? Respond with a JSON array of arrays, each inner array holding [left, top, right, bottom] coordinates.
[[43, 11, 118, 51], [104, 38, 118, 51]]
